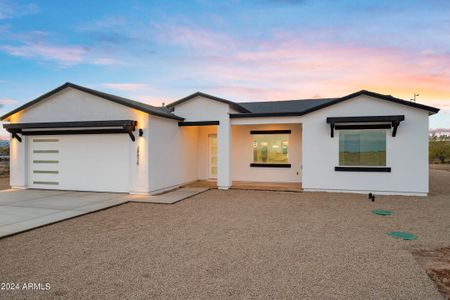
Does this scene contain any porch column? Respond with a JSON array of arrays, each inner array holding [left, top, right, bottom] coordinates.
[[217, 118, 231, 189]]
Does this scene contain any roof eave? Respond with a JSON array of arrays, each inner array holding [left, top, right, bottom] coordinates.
[[229, 91, 440, 118], [146, 110, 184, 121], [230, 111, 309, 118], [1, 82, 184, 122], [342, 90, 440, 115]]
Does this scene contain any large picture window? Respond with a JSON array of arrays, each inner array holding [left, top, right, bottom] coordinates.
[[339, 130, 386, 166], [252, 134, 289, 164]]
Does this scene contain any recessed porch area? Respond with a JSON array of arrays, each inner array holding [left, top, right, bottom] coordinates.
[[179, 121, 302, 191], [184, 180, 302, 192]]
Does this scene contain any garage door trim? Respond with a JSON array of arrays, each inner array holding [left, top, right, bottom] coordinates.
[[4, 120, 138, 142]]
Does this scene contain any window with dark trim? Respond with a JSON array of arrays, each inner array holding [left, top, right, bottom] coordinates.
[[251, 133, 289, 166], [339, 130, 387, 167]]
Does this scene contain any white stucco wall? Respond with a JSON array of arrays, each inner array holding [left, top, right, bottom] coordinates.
[[9, 88, 141, 122], [8, 87, 431, 196], [147, 115, 199, 194], [172, 96, 228, 122], [231, 124, 302, 183], [173, 96, 232, 189], [300, 95, 430, 196], [9, 136, 27, 189], [231, 95, 430, 195]]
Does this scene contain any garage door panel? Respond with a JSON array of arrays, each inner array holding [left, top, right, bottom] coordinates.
[[28, 134, 129, 193], [32, 172, 59, 182], [29, 138, 60, 189]]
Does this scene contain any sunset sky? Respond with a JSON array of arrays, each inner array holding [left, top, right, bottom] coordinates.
[[0, 0, 449, 128]]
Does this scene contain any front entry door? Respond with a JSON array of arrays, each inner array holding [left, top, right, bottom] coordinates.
[[208, 134, 217, 179]]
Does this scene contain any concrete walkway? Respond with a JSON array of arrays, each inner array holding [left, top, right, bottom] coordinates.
[[0, 187, 209, 238], [0, 189, 128, 238], [129, 187, 209, 204]]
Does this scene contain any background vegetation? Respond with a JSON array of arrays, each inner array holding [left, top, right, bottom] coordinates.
[[0, 141, 9, 177], [429, 134, 450, 164]]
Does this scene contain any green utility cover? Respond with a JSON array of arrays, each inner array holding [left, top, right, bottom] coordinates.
[[387, 231, 417, 240], [372, 209, 394, 216]]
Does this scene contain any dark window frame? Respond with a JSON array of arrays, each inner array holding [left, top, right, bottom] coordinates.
[[250, 163, 291, 168], [335, 166, 391, 172], [251, 131, 290, 166], [250, 130, 291, 135]]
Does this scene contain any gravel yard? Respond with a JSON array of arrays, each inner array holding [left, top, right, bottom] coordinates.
[[0, 177, 9, 190], [0, 169, 449, 299]]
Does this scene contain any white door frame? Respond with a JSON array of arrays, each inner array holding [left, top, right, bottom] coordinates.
[[208, 134, 217, 179]]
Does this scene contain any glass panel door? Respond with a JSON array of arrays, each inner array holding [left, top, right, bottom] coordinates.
[[208, 134, 217, 178]]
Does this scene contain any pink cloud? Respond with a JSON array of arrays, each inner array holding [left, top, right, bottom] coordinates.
[[96, 23, 450, 112], [0, 40, 124, 67], [93, 57, 123, 66], [135, 94, 168, 106], [152, 23, 234, 50], [101, 83, 152, 92], [427, 100, 450, 110], [183, 35, 450, 109], [0, 98, 18, 105], [0, 42, 89, 65], [0, 1, 39, 20], [0, 27, 125, 66]]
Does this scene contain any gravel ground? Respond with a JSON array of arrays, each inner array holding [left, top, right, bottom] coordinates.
[[0, 177, 9, 190], [430, 164, 450, 172], [0, 170, 449, 299]]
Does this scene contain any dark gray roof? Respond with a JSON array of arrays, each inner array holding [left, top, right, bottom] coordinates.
[[2, 85, 440, 122], [230, 90, 439, 118], [1, 82, 184, 121], [238, 98, 337, 114]]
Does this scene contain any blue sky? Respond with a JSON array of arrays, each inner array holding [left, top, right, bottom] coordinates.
[[0, 0, 449, 131]]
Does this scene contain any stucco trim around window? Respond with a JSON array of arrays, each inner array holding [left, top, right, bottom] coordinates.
[[335, 166, 391, 172]]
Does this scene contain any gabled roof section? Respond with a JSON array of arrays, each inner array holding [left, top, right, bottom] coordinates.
[[337, 90, 439, 114], [166, 91, 251, 113], [1, 82, 184, 121], [230, 90, 439, 118]]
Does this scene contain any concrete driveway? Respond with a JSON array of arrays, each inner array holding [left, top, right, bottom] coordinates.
[[0, 189, 129, 238]]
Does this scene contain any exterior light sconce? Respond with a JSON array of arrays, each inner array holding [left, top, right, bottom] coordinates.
[[139, 129, 144, 137]]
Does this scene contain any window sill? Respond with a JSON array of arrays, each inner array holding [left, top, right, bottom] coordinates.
[[335, 166, 391, 172], [250, 163, 291, 168]]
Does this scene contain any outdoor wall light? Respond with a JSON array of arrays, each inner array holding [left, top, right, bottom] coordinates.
[[139, 129, 144, 137]]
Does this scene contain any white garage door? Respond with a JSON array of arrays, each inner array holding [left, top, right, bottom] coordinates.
[[28, 134, 130, 192]]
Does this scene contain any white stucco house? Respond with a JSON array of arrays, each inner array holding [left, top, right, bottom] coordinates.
[[2, 83, 439, 196]]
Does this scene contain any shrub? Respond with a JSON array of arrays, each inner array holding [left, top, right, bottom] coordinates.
[[430, 140, 450, 163]]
